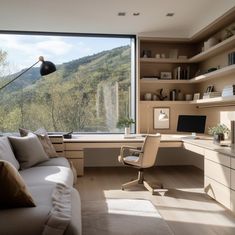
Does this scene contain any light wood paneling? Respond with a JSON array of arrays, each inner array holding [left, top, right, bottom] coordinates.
[[65, 150, 84, 159], [69, 158, 84, 176]]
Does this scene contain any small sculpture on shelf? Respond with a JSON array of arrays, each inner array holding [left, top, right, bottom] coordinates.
[[156, 89, 167, 101]]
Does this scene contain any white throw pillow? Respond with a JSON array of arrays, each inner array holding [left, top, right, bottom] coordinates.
[[0, 137, 20, 170], [8, 133, 49, 169]]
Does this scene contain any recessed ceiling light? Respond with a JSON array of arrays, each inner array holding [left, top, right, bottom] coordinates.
[[118, 12, 126, 16], [133, 12, 140, 16], [166, 13, 174, 17]]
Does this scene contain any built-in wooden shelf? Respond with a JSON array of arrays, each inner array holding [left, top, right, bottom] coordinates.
[[190, 96, 235, 105], [189, 34, 235, 63], [140, 58, 190, 63], [140, 96, 235, 106], [140, 100, 191, 105], [140, 64, 235, 84], [190, 64, 235, 83], [140, 79, 190, 84]]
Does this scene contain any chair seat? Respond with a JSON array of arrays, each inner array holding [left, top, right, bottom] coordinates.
[[123, 155, 140, 166]]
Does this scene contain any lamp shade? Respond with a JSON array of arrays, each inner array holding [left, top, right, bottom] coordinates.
[[39, 56, 56, 76], [0, 56, 56, 91]]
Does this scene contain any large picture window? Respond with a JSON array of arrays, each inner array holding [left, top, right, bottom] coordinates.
[[0, 33, 136, 133]]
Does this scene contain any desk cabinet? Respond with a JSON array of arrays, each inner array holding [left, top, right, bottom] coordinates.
[[64, 143, 84, 176], [204, 149, 232, 210]]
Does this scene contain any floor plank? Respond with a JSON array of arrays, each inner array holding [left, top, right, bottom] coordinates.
[[75, 166, 235, 235]]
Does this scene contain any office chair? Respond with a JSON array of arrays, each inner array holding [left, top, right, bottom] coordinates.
[[118, 134, 162, 195]]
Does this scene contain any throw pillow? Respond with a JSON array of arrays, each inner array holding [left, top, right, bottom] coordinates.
[[8, 133, 49, 169], [19, 127, 58, 158], [0, 160, 36, 208], [0, 137, 20, 170]]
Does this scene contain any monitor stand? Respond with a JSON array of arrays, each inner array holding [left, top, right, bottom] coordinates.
[[181, 132, 198, 139]]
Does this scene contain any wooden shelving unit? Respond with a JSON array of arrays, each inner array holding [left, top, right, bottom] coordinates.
[[189, 34, 235, 63]]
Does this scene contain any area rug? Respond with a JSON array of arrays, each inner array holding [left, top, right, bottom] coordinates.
[[82, 199, 173, 235]]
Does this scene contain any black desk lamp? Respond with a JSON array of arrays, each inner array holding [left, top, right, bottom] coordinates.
[[0, 56, 56, 90]]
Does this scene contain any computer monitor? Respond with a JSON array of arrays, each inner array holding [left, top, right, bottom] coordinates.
[[177, 115, 206, 135]]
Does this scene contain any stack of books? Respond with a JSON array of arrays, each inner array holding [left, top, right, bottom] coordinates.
[[173, 66, 190, 80], [203, 92, 221, 99], [222, 85, 235, 97], [228, 51, 235, 65]]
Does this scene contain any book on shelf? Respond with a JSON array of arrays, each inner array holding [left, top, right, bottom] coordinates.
[[222, 85, 235, 97], [203, 92, 221, 99], [173, 66, 190, 80], [141, 77, 159, 81]]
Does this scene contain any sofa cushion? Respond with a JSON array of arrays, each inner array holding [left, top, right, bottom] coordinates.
[[8, 133, 49, 169], [20, 165, 74, 187], [35, 157, 70, 168], [19, 127, 58, 158], [0, 186, 81, 235], [0, 160, 36, 209], [0, 137, 20, 170]]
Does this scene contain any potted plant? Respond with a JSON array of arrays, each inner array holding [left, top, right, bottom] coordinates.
[[117, 117, 135, 135], [208, 124, 229, 144]]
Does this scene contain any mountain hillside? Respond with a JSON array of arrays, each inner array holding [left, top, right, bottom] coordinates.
[[0, 45, 131, 132]]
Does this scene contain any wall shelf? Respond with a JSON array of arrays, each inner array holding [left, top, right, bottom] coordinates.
[[190, 64, 235, 83], [189, 34, 235, 63], [140, 79, 190, 84], [190, 96, 235, 105], [140, 58, 190, 63], [140, 101, 191, 105], [140, 64, 235, 84]]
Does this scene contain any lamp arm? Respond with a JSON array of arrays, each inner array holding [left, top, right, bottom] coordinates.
[[0, 60, 40, 91]]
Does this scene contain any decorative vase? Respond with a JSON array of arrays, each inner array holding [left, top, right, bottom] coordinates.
[[213, 133, 224, 144], [124, 127, 130, 135]]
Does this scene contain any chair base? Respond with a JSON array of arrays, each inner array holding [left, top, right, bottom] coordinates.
[[121, 169, 163, 195]]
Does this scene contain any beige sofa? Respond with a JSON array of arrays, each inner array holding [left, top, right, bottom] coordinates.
[[0, 136, 82, 235]]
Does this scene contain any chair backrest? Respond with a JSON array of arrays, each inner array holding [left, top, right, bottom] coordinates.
[[140, 134, 161, 168]]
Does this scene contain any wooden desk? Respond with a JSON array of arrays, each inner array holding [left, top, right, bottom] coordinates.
[[62, 134, 235, 214], [63, 134, 183, 176]]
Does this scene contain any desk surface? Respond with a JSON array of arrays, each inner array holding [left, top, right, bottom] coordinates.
[[64, 134, 191, 142], [63, 134, 235, 158]]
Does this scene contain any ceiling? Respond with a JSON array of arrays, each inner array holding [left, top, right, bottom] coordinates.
[[0, 0, 235, 38]]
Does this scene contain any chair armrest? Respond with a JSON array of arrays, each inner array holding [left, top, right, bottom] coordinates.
[[120, 146, 143, 158]]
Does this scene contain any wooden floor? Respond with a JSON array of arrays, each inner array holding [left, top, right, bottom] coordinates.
[[76, 166, 235, 235]]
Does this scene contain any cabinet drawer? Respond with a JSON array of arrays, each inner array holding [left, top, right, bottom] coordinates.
[[204, 176, 230, 209], [231, 190, 235, 213], [230, 169, 235, 190], [65, 150, 84, 159], [205, 159, 230, 187], [68, 158, 84, 176], [205, 149, 230, 167], [183, 143, 204, 155], [64, 143, 83, 151], [53, 143, 64, 152], [231, 158, 235, 170]]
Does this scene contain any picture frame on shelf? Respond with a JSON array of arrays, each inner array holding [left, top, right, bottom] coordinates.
[[160, 72, 172, 80], [153, 107, 170, 129], [193, 93, 200, 100]]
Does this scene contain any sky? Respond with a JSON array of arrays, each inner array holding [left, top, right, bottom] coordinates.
[[0, 34, 131, 75]]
